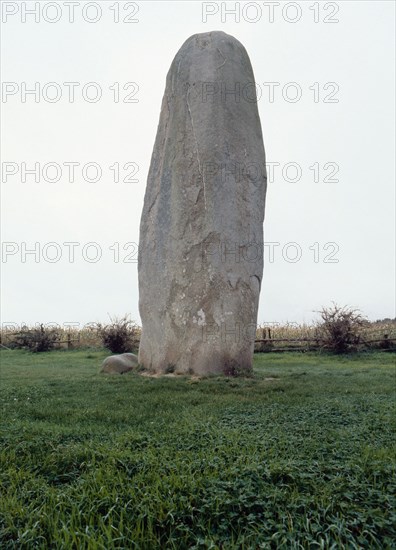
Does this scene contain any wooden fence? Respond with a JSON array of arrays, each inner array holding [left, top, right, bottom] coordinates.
[[254, 336, 395, 353], [0, 332, 81, 350], [1, 327, 395, 353]]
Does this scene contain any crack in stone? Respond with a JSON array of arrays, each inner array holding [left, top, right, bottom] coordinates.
[[217, 47, 227, 69], [186, 85, 207, 210], [147, 188, 161, 215]]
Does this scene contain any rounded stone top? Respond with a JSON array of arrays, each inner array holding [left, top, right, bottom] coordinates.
[[181, 30, 246, 48], [176, 31, 249, 59], [168, 31, 253, 85]]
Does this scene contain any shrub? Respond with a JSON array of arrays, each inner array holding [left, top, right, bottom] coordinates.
[[96, 316, 140, 354], [315, 303, 367, 354], [11, 324, 60, 352]]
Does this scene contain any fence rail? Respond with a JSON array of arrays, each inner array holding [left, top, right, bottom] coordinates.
[[0, 334, 81, 349], [254, 336, 395, 352]]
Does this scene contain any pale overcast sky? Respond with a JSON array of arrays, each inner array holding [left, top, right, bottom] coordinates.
[[1, 1, 395, 328]]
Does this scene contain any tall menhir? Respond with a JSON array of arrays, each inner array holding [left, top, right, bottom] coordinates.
[[138, 31, 267, 375]]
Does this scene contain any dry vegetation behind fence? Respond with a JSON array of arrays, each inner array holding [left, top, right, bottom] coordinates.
[[1, 320, 395, 353], [0, 326, 103, 351], [255, 321, 396, 352], [255, 305, 396, 353]]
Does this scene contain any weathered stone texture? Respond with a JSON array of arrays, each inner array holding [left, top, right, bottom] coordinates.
[[101, 353, 139, 374]]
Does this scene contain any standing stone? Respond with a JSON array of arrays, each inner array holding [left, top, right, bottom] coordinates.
[[138, 31, 267, 376]]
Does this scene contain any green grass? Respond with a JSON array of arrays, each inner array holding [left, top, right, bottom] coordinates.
[[0, 350, 395, 549]]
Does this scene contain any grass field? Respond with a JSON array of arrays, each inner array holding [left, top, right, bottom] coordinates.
[[0, 350, 395, 549]]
